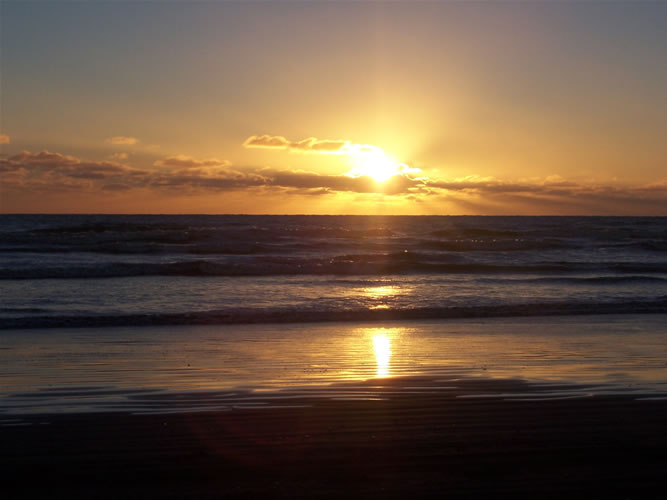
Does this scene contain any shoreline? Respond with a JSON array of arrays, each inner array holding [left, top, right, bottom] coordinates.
[[3, 304, 667, 330], [3, 314, 667, 416], [4, 375, 667, 498], [4, 315, 667, 497]]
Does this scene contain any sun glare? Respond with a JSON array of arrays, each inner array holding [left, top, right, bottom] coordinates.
[[347, 147, 402, 183]]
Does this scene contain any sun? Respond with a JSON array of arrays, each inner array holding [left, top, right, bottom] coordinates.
[[347, 147, 401, 183]]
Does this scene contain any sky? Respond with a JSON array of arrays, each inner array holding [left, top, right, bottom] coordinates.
[[1, 0, 666, 215]]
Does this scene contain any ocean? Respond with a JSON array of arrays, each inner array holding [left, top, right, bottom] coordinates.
[[1, 215, 666, 329], [1, 215, 667, 414]]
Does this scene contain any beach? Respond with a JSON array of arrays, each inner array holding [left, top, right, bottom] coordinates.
[[4, 376, 667, 498], [2, 315, 667, 498], [2, 215, 666, 496]]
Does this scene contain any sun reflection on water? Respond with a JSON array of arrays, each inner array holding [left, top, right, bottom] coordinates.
[[363, 286, 399, 310], [373, 334, 392, 378]]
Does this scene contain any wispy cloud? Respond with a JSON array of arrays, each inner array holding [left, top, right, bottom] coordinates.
[[108, 152, 129, 161], [244, 135, 369, 155], [288, 137, 349, 154], [2, 150, 82, 169], [427, 175, 622, 197], [243, 135, 291, 149], [263, 168, 421, 195], [426, 175, 667, 215], [0, 150, 420, 195], [0, 134, 10, 144], [2, 150, 665, 214], [0, 150, 264, 194], [153, 155, 230, 168], [0, 150, 147, 193], [106, 136, 139, 145]]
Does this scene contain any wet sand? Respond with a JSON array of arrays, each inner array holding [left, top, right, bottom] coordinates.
[[4, 315, 667, 403], [3, 375, 667, 499]]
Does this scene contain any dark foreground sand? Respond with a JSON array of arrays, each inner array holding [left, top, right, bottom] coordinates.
[[3, 376, 667, 499]]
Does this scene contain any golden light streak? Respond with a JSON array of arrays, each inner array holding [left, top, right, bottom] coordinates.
[[373, 334, 392, 378]]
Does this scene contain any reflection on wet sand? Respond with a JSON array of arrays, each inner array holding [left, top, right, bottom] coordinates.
[[372, 334, 391, 378], [3, 316, 667, 415]]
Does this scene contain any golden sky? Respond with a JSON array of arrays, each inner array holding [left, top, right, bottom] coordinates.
[[1, 1, 666, 214]]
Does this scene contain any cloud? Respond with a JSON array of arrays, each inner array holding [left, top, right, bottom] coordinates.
[[0, 149, 422, 197], [0, 150, 265, 195], [106, 136, 139, 145], [0, 151, 146, 192], [262, 168, 422, 195], [638, 179, 667, 193], [424, 175, 667, 215], [0, 134, 10, 144], [2, 150, 81, 168], [244, 135, 359, 155], [108, 152, 129, 161], [148, 171, 267, 191], [426, 175, 586, 195], [149, 156, 266, 190], [2, 150, 665, 214], [153, 155, 230, 168], [243, 135, 291, 149], [289, 137, 349, 154], [268, 170, 377, 192]]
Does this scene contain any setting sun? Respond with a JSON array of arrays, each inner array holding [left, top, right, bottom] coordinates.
[[347, 148, 402, 183]]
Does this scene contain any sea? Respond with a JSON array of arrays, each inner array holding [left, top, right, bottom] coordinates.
[[1, 215, 666, 329], [2, 215, 667, 414]]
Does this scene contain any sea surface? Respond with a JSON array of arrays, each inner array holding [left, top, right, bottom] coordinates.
[[2, 215, 667, 414], [1, 215, 666, 328]]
